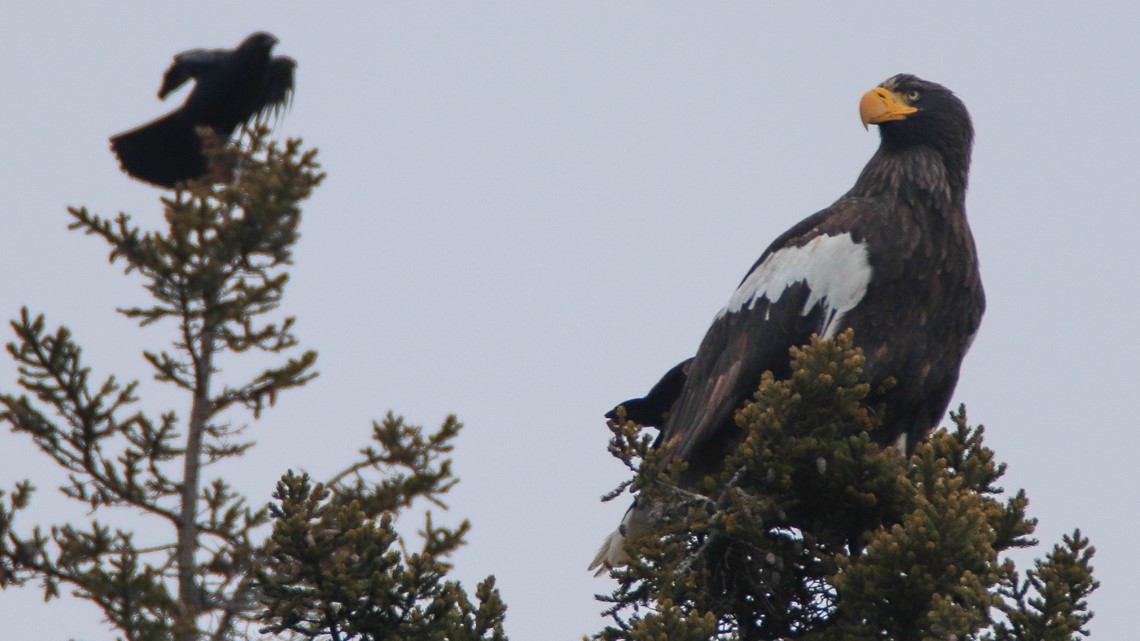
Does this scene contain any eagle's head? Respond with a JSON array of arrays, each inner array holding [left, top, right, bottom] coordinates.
[[860, 75, 972, 152], [860, 74, 973, 193]]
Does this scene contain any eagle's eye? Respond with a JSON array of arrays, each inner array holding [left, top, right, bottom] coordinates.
[[906, 90, 922, 102]]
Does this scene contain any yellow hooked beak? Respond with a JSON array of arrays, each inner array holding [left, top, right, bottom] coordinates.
[[860, 86, 918, 129]]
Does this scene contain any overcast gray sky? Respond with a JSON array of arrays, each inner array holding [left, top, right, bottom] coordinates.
[[1, 3, 1136, 639]]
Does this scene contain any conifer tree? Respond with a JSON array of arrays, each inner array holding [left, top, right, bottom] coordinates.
[[595, 331, 1097, 641], [254, 414, 507, 641], [0, 129, 506, 641]]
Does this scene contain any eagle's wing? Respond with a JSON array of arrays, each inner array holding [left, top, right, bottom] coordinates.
[[158, 48, 231, 99], [660, 201, 876, 468]]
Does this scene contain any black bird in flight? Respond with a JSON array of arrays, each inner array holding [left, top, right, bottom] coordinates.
[[110, 32, 295, 188], [591, 74, 985, 574]]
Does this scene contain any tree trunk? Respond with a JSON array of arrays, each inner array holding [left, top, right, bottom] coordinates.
[[177, 327, 214, 641]]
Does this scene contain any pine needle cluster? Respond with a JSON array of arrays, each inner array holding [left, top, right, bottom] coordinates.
[[256, 414, 507, 641], [595, 331, 1097, 641]]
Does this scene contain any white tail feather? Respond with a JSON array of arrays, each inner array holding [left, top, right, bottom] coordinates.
[[588, 528, 628, 577]]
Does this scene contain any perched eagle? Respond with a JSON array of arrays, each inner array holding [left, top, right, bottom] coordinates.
[[110, 32, 295, 188], [591, 74, 985, 574]]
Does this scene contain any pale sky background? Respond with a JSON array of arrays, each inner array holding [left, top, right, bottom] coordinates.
[[1, 3, 1136, 640]]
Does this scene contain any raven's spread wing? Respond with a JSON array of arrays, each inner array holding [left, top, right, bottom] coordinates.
[[261, 57, 297, 118], [111, 33, 292, 187], [158, 48, 231, 99], [659, 201, 876, 471], [195, 55, 296, 135]]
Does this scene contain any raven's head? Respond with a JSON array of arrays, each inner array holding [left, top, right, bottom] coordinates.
[[241, 32, 279, 54]]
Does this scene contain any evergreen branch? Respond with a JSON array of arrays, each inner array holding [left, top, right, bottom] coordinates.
[[674, 465, 749, 577], [988, 530, 1098, 641], [143, 351, 196, 391], [1, 311, 184, 524], [208, 575, 259, 641], [0, 520, 179, 640], [213, 349, 318, 418], [257, 454, 506, 641], [325, 413, 463, 517]]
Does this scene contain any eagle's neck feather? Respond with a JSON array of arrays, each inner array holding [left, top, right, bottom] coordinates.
[[849, 145, 968, 213]]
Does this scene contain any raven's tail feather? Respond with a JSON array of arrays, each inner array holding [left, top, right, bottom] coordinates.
[[110, 112, 205, 188]]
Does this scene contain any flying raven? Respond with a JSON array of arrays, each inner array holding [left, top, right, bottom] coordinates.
[[591, 74, 985, 574], [110, 32, 295, 188]]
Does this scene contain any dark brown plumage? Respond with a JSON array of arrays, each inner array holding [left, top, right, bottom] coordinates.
[[110, 32, 295, 188], [591, 74, 985, 573]]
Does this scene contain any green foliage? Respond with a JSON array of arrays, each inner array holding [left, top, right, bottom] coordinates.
[[595, 331, 1097, 641], [256, 414, 507, 641], [987, 531, 1099, 641], [0, 128, 507, 641], [0, 128, 319, 640]]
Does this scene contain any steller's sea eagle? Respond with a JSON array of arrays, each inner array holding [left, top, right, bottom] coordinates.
[[110, 32, 295, 188], [590, 74, 985, 574]]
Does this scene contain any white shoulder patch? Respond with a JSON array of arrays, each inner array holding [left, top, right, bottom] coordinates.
[[717, 232, 872, 337]]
